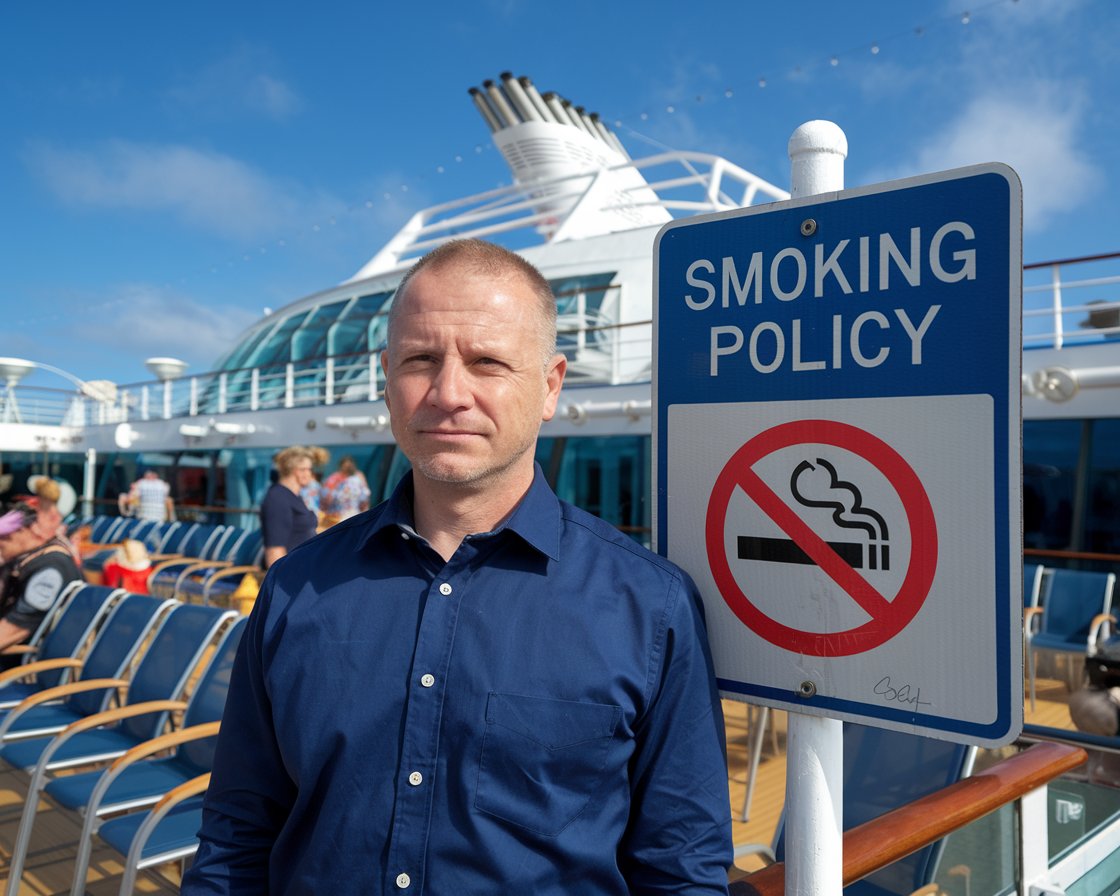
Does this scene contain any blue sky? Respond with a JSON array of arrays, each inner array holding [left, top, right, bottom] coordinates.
[[2, 0, 1116, 389]]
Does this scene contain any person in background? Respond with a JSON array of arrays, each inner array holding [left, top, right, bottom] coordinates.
[[28, 475, 80, 567], [101, 539, 152, 594], [0, 499, 82, 669], [184, 239, 732, 894], [1070, 636, 1120, 787], [259, 446, 318, 569], [118, 468, 174, 522], [299, 446, 330, 522], [319, 455, 371, 527]]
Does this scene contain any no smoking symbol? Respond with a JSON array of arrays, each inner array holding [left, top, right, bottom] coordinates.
[[705, 419, 937, 657]]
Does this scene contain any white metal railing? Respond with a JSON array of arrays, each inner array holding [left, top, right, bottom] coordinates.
[[354, 151, 791, 277], [3, 252, 1118, 430], [1023, 251, 1120, 350]]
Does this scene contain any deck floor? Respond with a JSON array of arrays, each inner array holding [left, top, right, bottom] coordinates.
[[0, 675, 1081, 894]]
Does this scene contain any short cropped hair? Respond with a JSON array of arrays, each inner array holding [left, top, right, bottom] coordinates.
[[389, 239, 557, 362]]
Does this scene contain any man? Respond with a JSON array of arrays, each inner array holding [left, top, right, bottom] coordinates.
[[118, 468, 174, 522], [184, 239, 732, 894], [0, 499, 82, 668]]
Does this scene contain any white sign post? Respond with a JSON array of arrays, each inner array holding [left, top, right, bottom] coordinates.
[[653, 121, 1023, 895]]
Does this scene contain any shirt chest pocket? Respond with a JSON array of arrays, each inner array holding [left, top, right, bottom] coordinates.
[[475, 692, 622, 837]]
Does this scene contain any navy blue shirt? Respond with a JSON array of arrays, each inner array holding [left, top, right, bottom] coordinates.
[[184, 467, 732, 895], [259, 483, 317, 553]]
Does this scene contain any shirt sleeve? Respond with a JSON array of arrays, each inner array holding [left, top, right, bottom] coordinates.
[[182, 577, 296, 893], [619, 571, 733, 895], [5, 567, 65, 630], [259, 490, 292, 550]]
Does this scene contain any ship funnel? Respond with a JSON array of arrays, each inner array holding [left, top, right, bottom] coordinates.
[[467, 74, 670, 240]]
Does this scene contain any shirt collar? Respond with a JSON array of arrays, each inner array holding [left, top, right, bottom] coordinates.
[[361, 464, 560, 562]]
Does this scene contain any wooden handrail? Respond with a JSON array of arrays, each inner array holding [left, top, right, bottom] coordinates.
[[729, 741, 1086, 896], [1024, 547, 1120, 564]]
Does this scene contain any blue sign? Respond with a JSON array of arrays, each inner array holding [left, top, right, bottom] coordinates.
[[653, 165, 1023, 746]]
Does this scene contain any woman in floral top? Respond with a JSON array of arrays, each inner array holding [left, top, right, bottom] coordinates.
[[320, 456, 371, 526]]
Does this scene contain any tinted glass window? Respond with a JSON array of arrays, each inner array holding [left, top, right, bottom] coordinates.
[[1085, 418, 1120, 553], [1023, 419, 1082, 549]]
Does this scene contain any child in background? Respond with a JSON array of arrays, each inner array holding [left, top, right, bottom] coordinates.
[[102, 539, 152, 594]]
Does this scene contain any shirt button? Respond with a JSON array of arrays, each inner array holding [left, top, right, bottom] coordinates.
[[420, 673, 435, 688], [396, 872, 411, 888], [439, 582, 452, 596], [401, 532, 410, 541], [408, 771, 423, 786]]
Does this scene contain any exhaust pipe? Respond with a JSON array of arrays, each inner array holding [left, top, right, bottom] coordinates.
[[500, 72, 542, 123]]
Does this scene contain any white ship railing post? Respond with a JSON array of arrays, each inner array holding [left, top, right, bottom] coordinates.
[[218, 373, 228, 414], [785, 119, 847, 896], [1050, 263, 1064, 350], [325, 358, 335, 406], [82, 448, 96, 519], [285, 363, 295, 408]]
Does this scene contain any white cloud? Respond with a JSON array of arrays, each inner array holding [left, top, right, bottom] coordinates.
[[72, 285, 259, 374], [165, 47, 302, 120], [26, 139, 343, 241], [875, 84, 1099, 232]]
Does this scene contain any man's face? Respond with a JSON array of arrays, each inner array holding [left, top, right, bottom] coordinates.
[[381, 265, 565, 493]]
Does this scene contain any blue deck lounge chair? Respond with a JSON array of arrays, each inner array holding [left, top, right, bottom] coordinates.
[[94, 772, 211, 896], [0, 584, 122, 710], [1, 604, 237, 894], [39, 616, 248, 894], [1025, 568, 1116, 709], [0, 593, 175, 742], [146, 525, 234, 599]]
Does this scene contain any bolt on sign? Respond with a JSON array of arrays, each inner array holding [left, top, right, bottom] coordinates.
[[653, 165, 1023, 746]]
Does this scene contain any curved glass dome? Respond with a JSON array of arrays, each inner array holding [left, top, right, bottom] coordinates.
[[198, 271, 618, 415]]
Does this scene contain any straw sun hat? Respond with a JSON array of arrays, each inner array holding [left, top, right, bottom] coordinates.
[[116, 539, 151, 571]]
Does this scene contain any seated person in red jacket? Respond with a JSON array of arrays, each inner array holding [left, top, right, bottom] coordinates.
[[102, 539, 152, 595]]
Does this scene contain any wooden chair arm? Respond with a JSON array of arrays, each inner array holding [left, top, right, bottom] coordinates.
[[152, 771, 212, 812], [107, 721, 221, 772], [0, 657, 83, 687], [1089, 613, 1117, 653], [1024, 605, 1043, 634], [7, 678, 127, 714], [148, 557, 196, 578], [730, 742, 1086, 896], [1, 645, 38, 656], [203, 565, 262, 602], [148, 552, 184, 564], [57, 699, 189, 739]]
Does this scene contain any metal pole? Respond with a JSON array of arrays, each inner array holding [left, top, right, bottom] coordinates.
[[785, 119, 847, 896], [82, 448, 96, 519]]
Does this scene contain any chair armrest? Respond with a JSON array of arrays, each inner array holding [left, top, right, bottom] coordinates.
[[0, 678, 128, 740], [174, 561, 232, 596], [9, 677, 127, 713], [57, 699, 189, 740], [152, 771, 212, 812], [149, 558, 194, 578], [203, 566, 262, 601], [84, 722, 221, 824], [1, 645, 38, 656], [1024, 605, 1043, 636], [148, 553, 184, 563], [0, 657, 83, 687], [1089, 613, 1117, 654], [107, 721, 221, 773]]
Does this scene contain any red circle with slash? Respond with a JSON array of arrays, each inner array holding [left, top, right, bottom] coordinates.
[[705, 419, 937, 657]]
